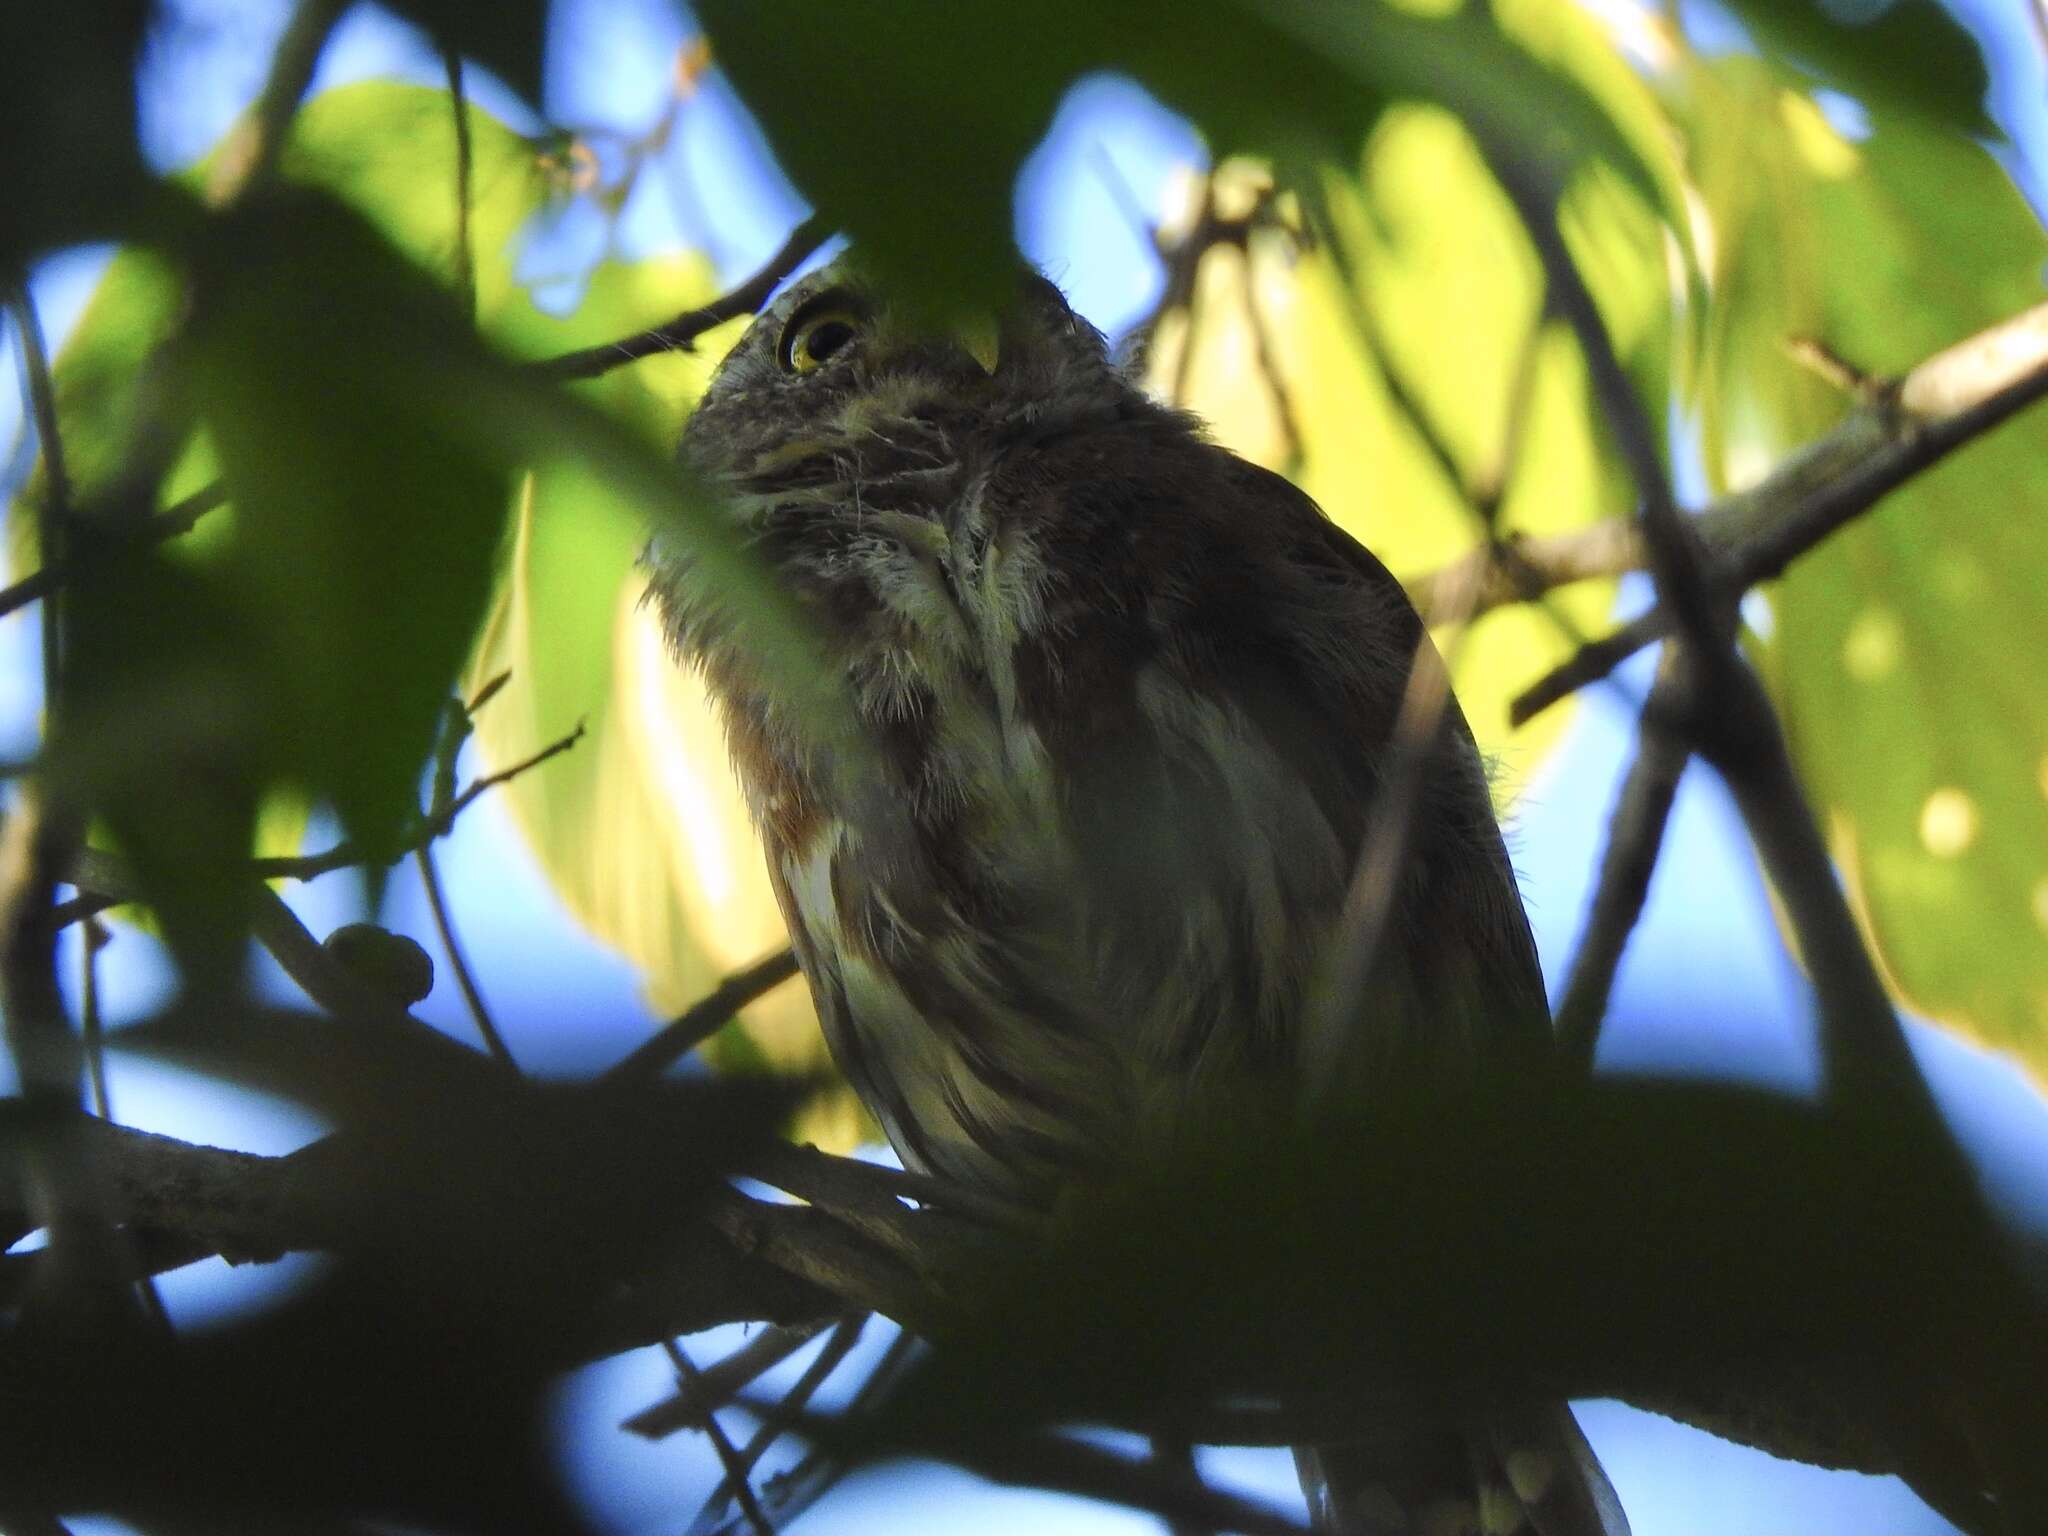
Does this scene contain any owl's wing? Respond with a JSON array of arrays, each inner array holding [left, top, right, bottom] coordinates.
[[998, 432, 1553, 1090], [744, 419, 1551, 1192]]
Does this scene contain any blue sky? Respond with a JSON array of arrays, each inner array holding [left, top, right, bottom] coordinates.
[[6, 2, 2048, 1533]]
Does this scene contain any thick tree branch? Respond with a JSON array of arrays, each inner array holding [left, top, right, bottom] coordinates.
[[1496, 299, 2048, 724]]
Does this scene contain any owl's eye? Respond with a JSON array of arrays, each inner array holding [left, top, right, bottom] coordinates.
[[779, 300, 867, 375]]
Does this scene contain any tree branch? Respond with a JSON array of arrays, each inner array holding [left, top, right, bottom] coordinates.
[[0, 483, 228, 627], [1499, 299, 2048, 724], [1554, 659, 1688, 1067], [203, 0, 346, 207], [532, 215, 831, 383]]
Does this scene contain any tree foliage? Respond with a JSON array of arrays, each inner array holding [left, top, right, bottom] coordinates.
[[3, 1, 2047, 1533]]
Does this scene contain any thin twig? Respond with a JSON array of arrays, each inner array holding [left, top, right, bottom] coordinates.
[[699, 1328, 918, 1536], [0, 791, 130, 1331], [1238, 246, 1303, 469], [247, 721, 585, 885], [440, 45, 477, 323], [79, 920, 110, 1121], [1306, 198, 1468, 506], [56, 841, 491, 1080], [413, 844, 515, 1069], [701, 1185, 940, 1335], [1490, 153, 1725, 669], [405, 702, 517, 1067], [920, 1429, 1311, 1536], [7, 283, 71, 702], [599, 948, 800, 1086], [662, 1338, 776, 1536], [205, 0, 346, 206], [685, 1315, 868, 1534], [533, 215, 831, 382], [624, 1321, 834, 1437], [1172, 178, 1216, 407], [0, 482, 230, 626], [1554, 661, 1689, 1067], [1473, 297, 1555, 522]]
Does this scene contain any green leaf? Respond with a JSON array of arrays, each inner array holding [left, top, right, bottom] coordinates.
[[1690, 84, 2048, 1073], [60, 540, 265, 985], [694, 0, 1674, 316], [1718, 0, 1992, 137], [183, 192, 516, 865], [0, 2, 152, 267]]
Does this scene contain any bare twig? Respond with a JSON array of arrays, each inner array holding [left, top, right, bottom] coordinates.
[[1491, 156, 1724, 667], [533, 215, 831, 382], [662, 1338, 776, 1536], [599, 948, 799, 1086], [205, 0, 346, 206], [931, 1429, 1309, 1536], [0, 792, 129, 1330], [7, 281, 72, 697], [684, 1316, 869, 1534], [624, 1320, 834, 1437], [0, 482, 229, 626], [1402, 519, 1643, 626], [1554, 659, 1689, 1066], [78, 920, 110, 1121], [702, 1184, 940, 1336], [440, 45, 477, 323], [698, 1329, 919, 1536], [406, 700, 517, 1067], [1305, 202, 1469, 507], [1238, 246, 1303, 469], [243, 721, 585, 888], [413, 844, 514, 1068]]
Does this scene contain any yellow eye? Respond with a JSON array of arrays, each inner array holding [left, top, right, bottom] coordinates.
[[780, 307, 865, 374]]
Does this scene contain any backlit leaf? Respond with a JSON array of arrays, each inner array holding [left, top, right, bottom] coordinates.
[[1680, 65, 2048, 1074]]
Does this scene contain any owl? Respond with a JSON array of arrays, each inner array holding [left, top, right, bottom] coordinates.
[[649, 261, 1627, 1536]]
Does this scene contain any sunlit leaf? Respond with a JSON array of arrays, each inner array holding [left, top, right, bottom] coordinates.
[[1682, 72, 2048, 1073]]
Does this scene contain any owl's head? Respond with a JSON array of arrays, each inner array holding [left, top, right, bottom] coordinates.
[[652, 259, 1163, 749], [677, 257, 1126, 496]]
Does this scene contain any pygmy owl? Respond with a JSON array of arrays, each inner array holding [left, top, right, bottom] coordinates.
[[650, 262, 1627, 1536]]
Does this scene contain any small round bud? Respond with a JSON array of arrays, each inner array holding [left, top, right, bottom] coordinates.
[[323, 923, 434, 1007]]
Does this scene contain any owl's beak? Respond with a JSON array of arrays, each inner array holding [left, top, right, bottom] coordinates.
[[957, 315, 1001, 375]]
